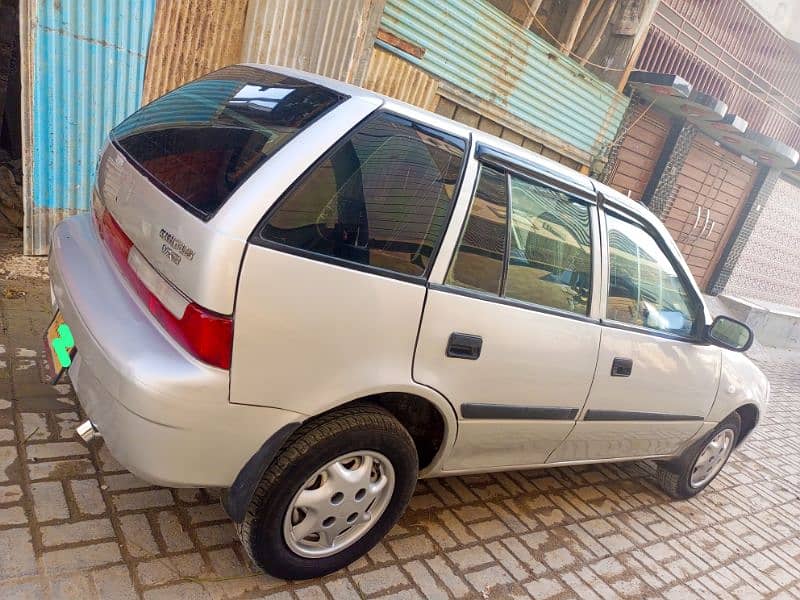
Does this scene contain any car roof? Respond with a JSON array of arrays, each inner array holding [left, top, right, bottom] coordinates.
[[245, 65, 657, 215], [247, 69, 686, 231]]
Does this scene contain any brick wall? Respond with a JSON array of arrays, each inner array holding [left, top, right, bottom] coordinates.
[[718, 174, 800, 308]]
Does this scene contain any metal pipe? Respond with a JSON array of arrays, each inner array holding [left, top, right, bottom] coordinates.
[[76, 420, 100, 443]]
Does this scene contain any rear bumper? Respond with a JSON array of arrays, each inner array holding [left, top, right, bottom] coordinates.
[[49, 214, 303, 487]]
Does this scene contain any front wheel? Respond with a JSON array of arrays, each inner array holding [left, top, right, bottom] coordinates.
[[238, 405, 418, 580], [656, 412, 740, 499]]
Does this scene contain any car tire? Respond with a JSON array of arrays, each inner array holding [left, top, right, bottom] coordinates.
[[237, 404, 418, 580], [656, 412, 741, 499]]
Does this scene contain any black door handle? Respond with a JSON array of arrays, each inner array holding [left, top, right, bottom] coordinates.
[[611, 357, 633, 377], [446, 333, 482, 360]]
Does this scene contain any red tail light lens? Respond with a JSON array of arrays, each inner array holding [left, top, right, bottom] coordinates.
[[95, 208, 233, 369]]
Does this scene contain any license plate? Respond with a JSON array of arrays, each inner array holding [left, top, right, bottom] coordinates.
[[43, 311, 76, 384]]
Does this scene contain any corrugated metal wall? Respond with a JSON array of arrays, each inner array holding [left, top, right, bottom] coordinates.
[[241, 0, 385, 84], [362, 46, 438, 110], [380, 0, 628, 165], [22, 0, 156, 255], [142, 0, 249, 104]]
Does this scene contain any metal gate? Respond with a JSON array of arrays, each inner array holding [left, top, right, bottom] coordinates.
[[662, 133, 758, 289], [608, 103, 672, 202]]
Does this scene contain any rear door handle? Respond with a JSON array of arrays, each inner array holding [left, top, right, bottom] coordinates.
[[611, 357, 633, 377], [446, 333, 482, 360]]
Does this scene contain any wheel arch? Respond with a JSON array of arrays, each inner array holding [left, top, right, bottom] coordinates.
[[734, 403, 759, 446], [335, 391, 452, 473], [310, 383, 459, 474], [223, 385, 458, 523]]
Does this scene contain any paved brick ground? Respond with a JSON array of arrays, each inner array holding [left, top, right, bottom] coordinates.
[[1, 238, 799, 598]]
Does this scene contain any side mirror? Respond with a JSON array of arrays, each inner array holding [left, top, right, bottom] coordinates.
[[706, 315, 753, 352]]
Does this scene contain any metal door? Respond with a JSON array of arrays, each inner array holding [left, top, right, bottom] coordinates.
[[412, 145, 604, 474], [661, 134, 758, 289]]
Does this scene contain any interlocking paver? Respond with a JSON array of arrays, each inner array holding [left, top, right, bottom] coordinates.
[[155, 510, 194, 553], [2, 251, 800, 598], [42, 541, 123, 575], [30, 481, 69, 522], [112, 489, 174, 512], [40, 518, 114, 546], [0, 527, 37, 579], [119, 514, 160, 558], [91, 565, 138, 600], [70, 478, 106, 516]]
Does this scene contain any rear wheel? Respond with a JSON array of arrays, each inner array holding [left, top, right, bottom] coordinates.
[[238, 405, 418, 580], [656, 412, 740, 499]]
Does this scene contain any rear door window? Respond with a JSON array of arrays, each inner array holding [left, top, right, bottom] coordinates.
[[447, 165, 593, 316], [505, 175, 592, 315], [110, 66, 346, 220], [445, 165, 508, 295], [257, 112, 466, 278]]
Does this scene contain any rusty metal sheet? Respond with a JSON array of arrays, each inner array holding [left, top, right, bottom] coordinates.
[[142, 0, 249, 104], [241, 0, 385, 84], [362, 45, 438, 110]]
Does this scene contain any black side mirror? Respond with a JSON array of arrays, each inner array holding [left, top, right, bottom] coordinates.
[[706, 315, 753, 352]]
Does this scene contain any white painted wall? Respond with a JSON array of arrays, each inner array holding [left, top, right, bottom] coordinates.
[[746, 0, 800, 43], [724, 177, 800, 309]]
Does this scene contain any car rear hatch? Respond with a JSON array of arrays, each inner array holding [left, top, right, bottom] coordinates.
[[92, 65, 348, 367]]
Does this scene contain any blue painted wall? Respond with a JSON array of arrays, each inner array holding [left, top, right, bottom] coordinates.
[[29, 0, 155, 232]]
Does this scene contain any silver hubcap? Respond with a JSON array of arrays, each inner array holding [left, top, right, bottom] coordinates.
[[690, 429, 734, 488], [283, 451, 395, 558]]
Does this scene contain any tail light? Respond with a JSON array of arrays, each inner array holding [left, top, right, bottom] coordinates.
[[93, 198, 233, 369]]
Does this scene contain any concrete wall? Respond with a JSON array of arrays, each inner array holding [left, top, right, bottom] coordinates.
[[722, 176, 800, 309]]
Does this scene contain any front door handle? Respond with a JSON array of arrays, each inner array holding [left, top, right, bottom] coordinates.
[[611, 357, 633, 377], [446, 332, 482, 360]]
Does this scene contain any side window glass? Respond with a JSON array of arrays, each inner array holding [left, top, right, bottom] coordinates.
[[505, 176, 592, 315], [606, 215, 698, 336], [445, 166, 508, 295], [260, 112, 466, 277]]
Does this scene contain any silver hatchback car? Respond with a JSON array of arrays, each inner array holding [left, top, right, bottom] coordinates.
[[47, 65, 769, 580]]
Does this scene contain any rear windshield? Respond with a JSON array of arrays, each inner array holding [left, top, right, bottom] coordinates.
[[110, 66, 347, 220]]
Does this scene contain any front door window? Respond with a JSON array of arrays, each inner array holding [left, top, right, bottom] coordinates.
[[606, 214, 699, 337]]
